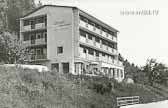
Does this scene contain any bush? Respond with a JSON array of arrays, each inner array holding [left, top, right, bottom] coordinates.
[[0, 67, 167, 108]]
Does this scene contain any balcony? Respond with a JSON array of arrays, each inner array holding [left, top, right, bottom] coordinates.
[[112, 48, 118, 54], [79, 36, 118, 55], [79, 19, 117, 43], [95, 42, 101, 48], [24, 40, 31, 46], [88, 24, 94, 31], [113, 60, 123, 66], [79, 20, 87, 28], [112, 36, 117, 42], [102, 31, 107, 37], [101, 44, 107, 49], [99, 56, 107, 62], [22, 25, 31, 31], [87, 39, 94, 46], [30, 54, 47, 60], [22, 23, 46, 32], [118, 61, 123, 66], [80, 36, 86, 43], [107, 47, 112, 52], [88, 54, 96, 61], [35, 38, 47, 45], [108, 57, 113, 64], [79, 52, 87, 59], [35, 23, 46, 29], [95, 28, 101, 35], [24, 38, 46, 46]]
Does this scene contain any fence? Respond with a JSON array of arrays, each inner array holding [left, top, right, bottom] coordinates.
[[116, 96, 139, 107]]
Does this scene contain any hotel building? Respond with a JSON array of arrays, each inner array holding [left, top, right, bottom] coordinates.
[[20, 5, 124, 81]]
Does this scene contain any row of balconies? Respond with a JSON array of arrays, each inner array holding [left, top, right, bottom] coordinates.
[[23, 38, 47, 46], [21, 23, 46, 32], [80, 36, 118, 55], [79, 50, 123, 67], [79, 20, 117, 42]]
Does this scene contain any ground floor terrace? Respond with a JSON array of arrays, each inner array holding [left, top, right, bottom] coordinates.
[[28, 58, 124, 82]]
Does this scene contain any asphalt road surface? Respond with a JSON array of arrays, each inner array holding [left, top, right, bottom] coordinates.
[[121, 100, 168, 108]]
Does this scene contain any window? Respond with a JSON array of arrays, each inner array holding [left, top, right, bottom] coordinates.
[[37, 49, 41, 55], [102, 53, 105, 56], [100, 30, 102, 34], [111, 31, 115, 36], [88, 49, 94, 55], [88, 35, 92, 40], [37, 17, 44, 23], [106, 32, 108, 37], [102, 40, 106, 45], [57, 46, 63, 54], [36, 48, 43, 55], [23, 34, 29, 41], [121, 70, 123, 78], [62, 63, 69, 73], [44, 32, 47, 42], [80, 30, 86, 37], [95, 38, 100, 43], [117, 69, 120, 77], [24, 20, 30, 26], [99, 26, 102, 34], [37, 34, 41, 39], [51, 63, 59, 72], [83, 48, 87, 53], [96, 51, 99, 57]]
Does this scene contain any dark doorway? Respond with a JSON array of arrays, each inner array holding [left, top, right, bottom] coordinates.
[[51, 63, 59, 72], [62, 63, 69, 73], [30, 20, 35, 29]]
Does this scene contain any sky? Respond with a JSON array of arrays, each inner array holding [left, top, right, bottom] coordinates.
[[35, 0, 168, 66]]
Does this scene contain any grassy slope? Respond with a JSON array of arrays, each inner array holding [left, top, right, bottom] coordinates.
[[0, 67, 168, 108]]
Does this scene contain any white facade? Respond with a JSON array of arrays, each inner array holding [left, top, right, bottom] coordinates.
[[20, 5, 124, 82]]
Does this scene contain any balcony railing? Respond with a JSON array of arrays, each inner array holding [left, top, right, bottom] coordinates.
[[23, 40, 31, 46], [24, 38, 46, 46], [35, 23, 46, 29], [88, 24, 94, 31], [79, 50, 123, 66], [22, 25, 31, 31], [35, 38, 46, 45], [118, 61, 123, 66], [80, 36, 86, 43], [79, 52, 87, 59], [88, 54, 96, 61], [95, 42, 101, 48], [79, 19, 117, 42], [22, 23, 46, 32], [79, 36, 118, 55], [79, 20, 87, 28], [30, 54, 47, 60], [101, 44, 107, 49], [87, 39, 94, 46]]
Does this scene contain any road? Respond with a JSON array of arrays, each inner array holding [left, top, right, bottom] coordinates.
[[121, 100, 168, 108]]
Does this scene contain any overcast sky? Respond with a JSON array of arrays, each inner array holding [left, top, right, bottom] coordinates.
[[35, 0, 168, 66]]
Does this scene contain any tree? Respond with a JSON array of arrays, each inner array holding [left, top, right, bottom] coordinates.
[[37, 0, 43, 7], [118, 53, 124, 62], [6, 0, 36, 33], [0, 32, 29, 64], [123, 59, 140, 79], [142, 58, 167, 86], [153, 63, 167, 85]]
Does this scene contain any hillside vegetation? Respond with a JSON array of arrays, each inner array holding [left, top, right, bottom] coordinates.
[[0, 66, 168, 108]]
